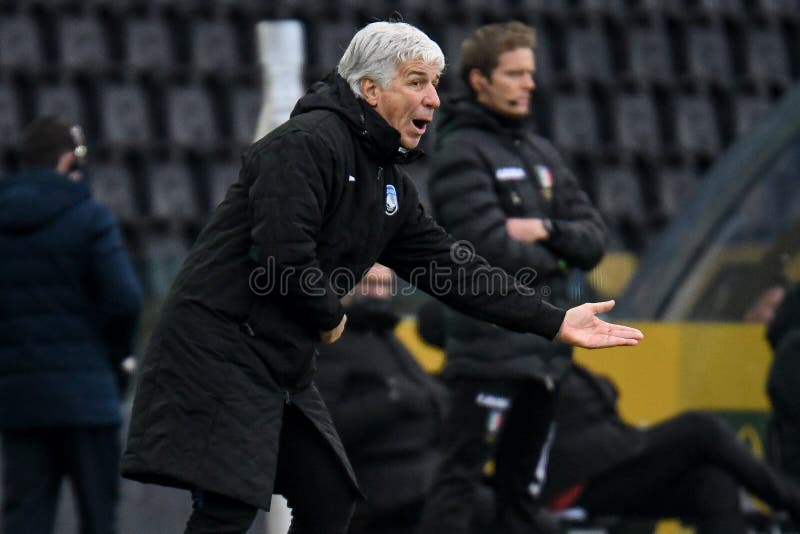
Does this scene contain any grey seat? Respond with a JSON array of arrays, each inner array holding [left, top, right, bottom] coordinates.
[[231, 87, 262, 147], [100, 84, 152, 149], [58, 15, 111, 72], [0, 15, 44, 73], [594, 166, 648, 250], [673, 94, 720, 155], [734, 95, 772, 138], [208, 160, 241, 210], [685, 26, 732, 86], [192, 20, 239, 77], [565, 24, 613, 82], [0, 85, 22, 148], [627, 25, 673, 86], [655, 166, 698, 222], [90, 162, 139, 223], [167, 86, 218, 150], [125, 18, 174, 73], [36, 85, 86, 128], [746, 29, 791, 86], [615, 93, 660, 155], [552, 94, 600, 153], [148, 161, 199, 221]]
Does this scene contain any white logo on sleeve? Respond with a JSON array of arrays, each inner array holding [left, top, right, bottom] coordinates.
[[495, 167, 526, 181], [348, 175, 356, 182], [385, 184, 398, 215]]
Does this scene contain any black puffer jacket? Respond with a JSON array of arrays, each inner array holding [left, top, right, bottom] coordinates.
[[315, 299, 446, 519], [122, 75, 566, 509], [429, 97, 606, 380]]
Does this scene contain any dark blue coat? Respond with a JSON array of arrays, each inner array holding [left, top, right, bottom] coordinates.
[[0, 168, 142, 429]]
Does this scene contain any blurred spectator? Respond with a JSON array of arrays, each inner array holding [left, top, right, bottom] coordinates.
[[0, 116, 142, 534], [315, 264, 446, 534], [543, 363, 800, 532], [767, 282, 800, 484], [419, 21, 606, 534]]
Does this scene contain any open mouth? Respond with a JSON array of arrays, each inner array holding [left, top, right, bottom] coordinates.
[[412, 119, 430, 132]]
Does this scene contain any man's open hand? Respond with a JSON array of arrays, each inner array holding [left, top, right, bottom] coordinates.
[[556, 300, 643, 348], [319, 314, 347, 344]]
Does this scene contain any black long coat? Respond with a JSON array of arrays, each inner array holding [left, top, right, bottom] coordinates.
[[122, 74, 565, 509]]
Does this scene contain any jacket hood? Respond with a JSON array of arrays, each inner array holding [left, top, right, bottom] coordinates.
[[0, 168, 91, 233], [291, 71, 423, 164], [435, 94, 530, 145]]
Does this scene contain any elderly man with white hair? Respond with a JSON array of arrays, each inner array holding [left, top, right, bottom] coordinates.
[[122, 21, 642, 534]]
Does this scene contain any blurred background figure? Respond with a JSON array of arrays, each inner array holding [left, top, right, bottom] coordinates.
[[418, 21, 606, 534], [315, 264, 447, 534], [542, 363, 800, 532], [767, 282, 800, 485], [0, 116, 142, 534]]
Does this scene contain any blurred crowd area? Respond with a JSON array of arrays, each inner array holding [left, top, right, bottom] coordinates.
[[0, 0, 798, 307]]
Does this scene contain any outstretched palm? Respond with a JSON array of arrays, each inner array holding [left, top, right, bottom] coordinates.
[[556, 300, 643, 349]]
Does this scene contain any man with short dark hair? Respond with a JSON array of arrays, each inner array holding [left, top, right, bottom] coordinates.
[[418, 21, 606, 534], [0, 116, 142, 534]]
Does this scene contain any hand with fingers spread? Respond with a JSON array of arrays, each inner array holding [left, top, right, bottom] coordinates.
[[556, 300, 643, 349]]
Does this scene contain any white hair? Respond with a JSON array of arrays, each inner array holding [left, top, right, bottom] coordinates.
[[337, 21, 445, 98]]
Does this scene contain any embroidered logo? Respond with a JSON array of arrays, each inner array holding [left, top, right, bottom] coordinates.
[[495, 167, 526, 181], [385, 184, 398, 215], [535, 164, 554, 201]]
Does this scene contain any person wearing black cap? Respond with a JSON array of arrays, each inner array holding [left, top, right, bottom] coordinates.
[[0, 115, 142, 534]]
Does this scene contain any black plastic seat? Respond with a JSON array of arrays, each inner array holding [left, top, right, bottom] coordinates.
[[89, 162, 139, 223], [58, 15, 111, 73], [125, 18, 175, 74], [231, 87, 262, 147], [594, 166, 648, 250], [0, 15, 44, 74], [36, 85, 86, 129], [148, 161, 199, 221], [626, 24, 674, 86], [0, 85, 22, 149], [615, 93, 660, 155], [673, 94, 720, 155], [191, 20, 240, 78], [654, 166, 699, 222], [734, 95, 772, 138], [100, 84, 152, 150], [565, 24, 614, 83], [745, 29, 791, 87], [685, 25, 733, 86], [552, 94, 600, 153], [310, 22, 356, 82], [166, 86, 218, 150]]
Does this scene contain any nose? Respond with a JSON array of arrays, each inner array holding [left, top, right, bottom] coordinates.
[[524, 73, 536, 91], [424, 84, 440, 109]]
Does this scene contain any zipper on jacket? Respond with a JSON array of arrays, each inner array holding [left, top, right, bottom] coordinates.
[[375, 166, 384, 200], [284, 390, 291, 405]]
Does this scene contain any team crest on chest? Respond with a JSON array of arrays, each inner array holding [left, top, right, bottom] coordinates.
[[385, 184, 398, 216]]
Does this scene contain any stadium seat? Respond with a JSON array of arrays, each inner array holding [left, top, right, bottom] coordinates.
[[685, 25, 733, 86], [100, 84, 153, 149], [745, 29, 791, 87], [615, 93, 661, 155], [594, 165, 649, 250], [673, 94, 721, 155], [148, 161, 200, 221], [551, 94, 600, 153], [0, 85, 21, 148], [208, 160, 241, 210], [655, 166, 699, 222], [191, 20, 240, 77], [140, 230, 188, 298], [626, 24, 674, 86], [734, 95, 773, 138], [688, 0, 746, 21], [564, 24, 614, 83], [125, 18, 175, 74], [58, 15, 111, 72], [36, 85, 86, 130], [533, 31, 555, 85], [311, 21, 356, 81], [166, 85, 218, 150], [89, 162, 139, 223], [231, 86, 262, 147], [0, 15, 44, 74]]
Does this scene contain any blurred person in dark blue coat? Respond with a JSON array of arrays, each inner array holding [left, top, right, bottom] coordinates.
[[0, 116, 142, 534]]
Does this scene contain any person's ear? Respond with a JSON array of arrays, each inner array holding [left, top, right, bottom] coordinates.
[[468, 68, 490, 94], [360, 78, 380, 107], [55, 152, 75, 175]]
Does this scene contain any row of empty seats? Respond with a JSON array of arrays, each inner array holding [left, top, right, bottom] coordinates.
[[1, 10, 797, 91]]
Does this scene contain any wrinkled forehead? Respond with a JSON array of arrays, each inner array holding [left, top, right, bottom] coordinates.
[[393, 58, 442, 81]]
